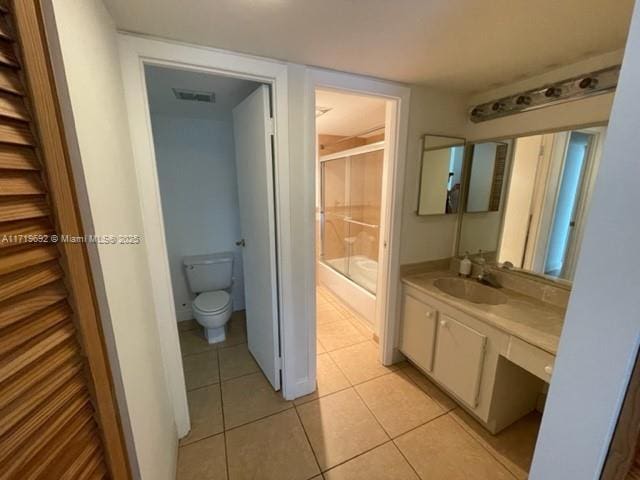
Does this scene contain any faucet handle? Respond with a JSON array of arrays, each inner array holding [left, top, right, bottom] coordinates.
[[476, 249, 486, 265]]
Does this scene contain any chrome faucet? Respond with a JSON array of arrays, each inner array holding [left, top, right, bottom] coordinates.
[[472, 250, 502, 288]]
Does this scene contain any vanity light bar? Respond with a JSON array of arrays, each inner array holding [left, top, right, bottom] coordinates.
[[469, 65, 621, 123]]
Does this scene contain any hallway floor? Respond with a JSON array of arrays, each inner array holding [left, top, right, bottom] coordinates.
[[176, 286, 541, 479]]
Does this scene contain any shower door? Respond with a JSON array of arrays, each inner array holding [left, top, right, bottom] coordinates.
[[320, 143, 384, 294]]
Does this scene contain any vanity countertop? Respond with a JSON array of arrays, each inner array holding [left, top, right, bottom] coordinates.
[[402, 270, 565, 355]]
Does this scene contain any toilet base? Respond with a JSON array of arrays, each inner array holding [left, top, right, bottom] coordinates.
[[204, 325, 226, 344]]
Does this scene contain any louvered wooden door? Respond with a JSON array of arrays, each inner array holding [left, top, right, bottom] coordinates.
[[0, 2, 129, 479]]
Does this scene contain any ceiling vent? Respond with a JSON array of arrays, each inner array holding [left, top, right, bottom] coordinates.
[[315, 106, 332, 117], [172, 88, 216, 103]]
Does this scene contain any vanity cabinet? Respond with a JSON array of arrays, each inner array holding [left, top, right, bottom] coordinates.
[[433, 314, 487, 408], [399, 282, 549, 434], [399, 294, 437, 372]]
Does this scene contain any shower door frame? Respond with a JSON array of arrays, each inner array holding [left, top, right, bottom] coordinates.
[[307, 69, 411, 366]]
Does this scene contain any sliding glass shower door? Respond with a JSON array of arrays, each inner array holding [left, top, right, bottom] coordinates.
[[320, 143, 384, 294]]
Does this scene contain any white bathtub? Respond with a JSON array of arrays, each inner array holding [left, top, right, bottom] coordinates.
[[318, 255, 377, 329]]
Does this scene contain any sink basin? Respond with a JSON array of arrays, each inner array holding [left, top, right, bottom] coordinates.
[[434, 278, 508, 305]]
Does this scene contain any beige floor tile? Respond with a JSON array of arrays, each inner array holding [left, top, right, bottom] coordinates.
[[226, 409, 320, 480], [317, 307, 348, 325], [329, 341, 396, 385], [356, 371, 444, 438], [177, 433, 227, 480], [324, 442, 419, 480], [317, 340, 327, 355], [221, 372, 292, 429], [294, 353, 350, 405], [297, 388, 389, 471], [345, 314, 374, 340], [395, 414, 514, 480], [218, 343, 259, 381], [317, 319, 367, 352], [402, 364, 458, 412], [451, 409, 541, 480], [180, 384, 223, 445], [178, 319, 199, 332], [180, 328, 217, 357], [183, 350, 220, 391]]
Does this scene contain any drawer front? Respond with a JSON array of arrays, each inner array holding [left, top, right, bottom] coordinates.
[[400, 294, 438, 372], [433, 314, 487, 408], [506, 336, 555, 382]]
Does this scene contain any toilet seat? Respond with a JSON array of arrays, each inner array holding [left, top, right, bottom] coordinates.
[[193, 290, 231, 314]]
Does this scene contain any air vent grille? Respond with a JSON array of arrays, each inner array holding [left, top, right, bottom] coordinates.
[[172, 88, 216, 103]]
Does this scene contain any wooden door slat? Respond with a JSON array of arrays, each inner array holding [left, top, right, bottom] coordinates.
[[0, 393, 90, 474], [0, 119, 34, 145], [0, 144, 39, 170], [0, 171, 44, 195], [0, 92, 28, 121], [0, 259, 61, 302], [0, 358, 82, 436], [0, 323, 75, 383], [0, 282, 67, 329], [0, 40, 17, 68], [0, 65, 22, 95], [0, 196, 49, 222], [0, 301, 70, 356], [59, 433, 102, 480], [0, 340, 79, 409], [16, 413, 94, 480], [0, 218, 53, 250], [0, 244, 58, 276]]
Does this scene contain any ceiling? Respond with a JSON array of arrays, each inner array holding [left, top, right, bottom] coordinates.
[[145, 65, 260, 118], [316, 90, 386, 137], [105, 0, 635, 93]]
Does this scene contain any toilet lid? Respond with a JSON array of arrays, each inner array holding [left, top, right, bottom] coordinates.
[[194, 291, 231, 313]]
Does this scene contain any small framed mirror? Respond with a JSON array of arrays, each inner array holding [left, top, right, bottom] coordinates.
[[417, 134, 465, 215]]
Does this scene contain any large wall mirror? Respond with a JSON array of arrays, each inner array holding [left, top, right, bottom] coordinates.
[[417, 134, 465, 215], [457, 125, 606, 282]]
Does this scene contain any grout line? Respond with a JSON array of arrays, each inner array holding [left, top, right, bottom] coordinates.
[[292, 403, 323, 477], [223, 405, 295, 434], [216, 346, 230, 480], [219, 368, 261, 384], [186, 380, 220, 393]]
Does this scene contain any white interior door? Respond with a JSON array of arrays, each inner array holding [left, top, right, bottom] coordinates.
[[233, 85, 281, 390]]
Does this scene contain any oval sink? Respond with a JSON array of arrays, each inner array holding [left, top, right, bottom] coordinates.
[[434, 278, 508, 305]]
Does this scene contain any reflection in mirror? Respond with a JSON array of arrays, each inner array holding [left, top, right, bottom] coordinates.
[[417, 135, 465, 215], [458, 126, 606, 281], [466, 142, 508, 213]]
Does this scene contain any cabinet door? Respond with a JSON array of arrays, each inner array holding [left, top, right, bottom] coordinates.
[[400, 294, 437, 372], [433, 314, 487, 407]]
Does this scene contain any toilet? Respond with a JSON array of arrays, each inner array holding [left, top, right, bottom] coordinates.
[[183, 252, 234, 344]]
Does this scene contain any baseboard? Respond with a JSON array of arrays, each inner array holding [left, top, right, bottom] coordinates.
[[176, 306, 193, 322]]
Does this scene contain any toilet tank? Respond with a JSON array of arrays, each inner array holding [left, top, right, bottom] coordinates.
[[183, 252, 234, 293]]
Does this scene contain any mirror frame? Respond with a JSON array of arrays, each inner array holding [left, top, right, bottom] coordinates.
[[416, 133, 466, 216], [453, 121, 609, 287]]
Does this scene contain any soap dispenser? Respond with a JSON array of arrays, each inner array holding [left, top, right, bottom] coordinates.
[[459, 252, 472, 277]]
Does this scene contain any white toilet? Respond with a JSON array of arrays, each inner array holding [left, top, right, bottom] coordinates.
[[183, 252, 234, 344]]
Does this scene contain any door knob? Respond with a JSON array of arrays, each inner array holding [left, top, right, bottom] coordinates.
[[236, 239, 245, 247], [439, 319, 448, 328], [544, 365, 553, 375], [425, 311, 433, 318]]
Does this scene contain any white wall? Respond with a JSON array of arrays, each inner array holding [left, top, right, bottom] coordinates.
[[530, 3, 640, 477], [150, 113, 245, 320], [47, 1, 177, 479], [399, 85, 468, 264]]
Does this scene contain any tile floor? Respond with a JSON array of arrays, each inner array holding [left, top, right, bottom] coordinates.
[[176, 286, 541, 480]]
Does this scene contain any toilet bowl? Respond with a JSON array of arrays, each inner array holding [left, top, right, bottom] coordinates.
[[192, 290, 233, 344]]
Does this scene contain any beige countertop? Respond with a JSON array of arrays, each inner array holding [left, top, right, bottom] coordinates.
[[402, 270, 566, 355]]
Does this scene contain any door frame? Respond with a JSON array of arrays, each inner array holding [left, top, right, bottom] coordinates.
[[306, 69, 411, 365], [118, 33, 292, 436]]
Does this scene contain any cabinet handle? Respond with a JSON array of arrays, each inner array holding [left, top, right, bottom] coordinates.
[[439, 319, 448, 328], [544, 365, 553, 375], [425, 311, 433, 318]]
